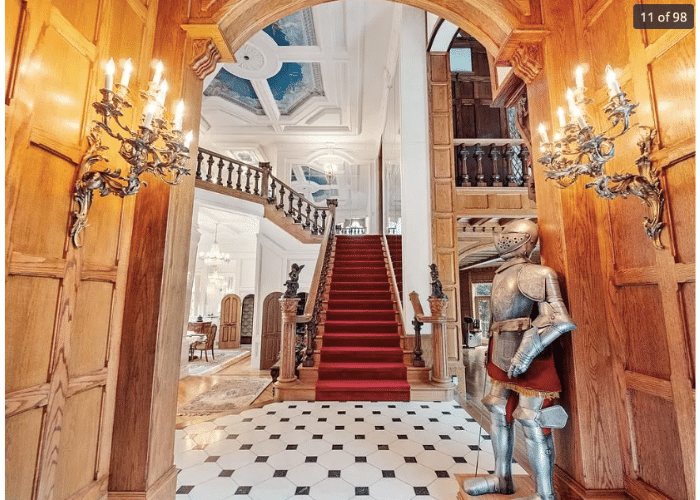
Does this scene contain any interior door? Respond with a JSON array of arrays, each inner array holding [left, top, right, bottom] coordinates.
[[260, 292, 283, 370], [219, 294, 241, 348], [240, 294, 255, 344]]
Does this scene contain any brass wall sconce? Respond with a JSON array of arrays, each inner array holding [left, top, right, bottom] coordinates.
[[71, 58, 193, 248], [537, 65, 664, 249]]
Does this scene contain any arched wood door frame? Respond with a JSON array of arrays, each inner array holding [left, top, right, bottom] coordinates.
[[260, 292, 283, 370], [219, 294, 241, 348]]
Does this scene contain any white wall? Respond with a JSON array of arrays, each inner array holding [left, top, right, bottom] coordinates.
[[398, 7, 433, 317], [250, 218, 320, 368]]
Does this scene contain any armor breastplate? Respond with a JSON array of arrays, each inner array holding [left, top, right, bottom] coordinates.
[[490, 260, 536, 372]]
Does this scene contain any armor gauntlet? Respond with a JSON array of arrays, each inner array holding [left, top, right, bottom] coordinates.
[[507, 272, 576, 378]]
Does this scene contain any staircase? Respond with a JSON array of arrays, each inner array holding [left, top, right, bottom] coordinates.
[[315, 235, 411, 401], [386, 235, 403, 300]]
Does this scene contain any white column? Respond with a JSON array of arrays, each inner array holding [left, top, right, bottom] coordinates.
[[399, 7, 432, 318]]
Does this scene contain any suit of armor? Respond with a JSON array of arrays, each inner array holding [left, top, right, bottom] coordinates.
[[463, 220, 576, 500]]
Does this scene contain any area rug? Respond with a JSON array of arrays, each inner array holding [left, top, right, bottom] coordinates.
[[177, 377, 271, 416], [187, 349, 248, 377]]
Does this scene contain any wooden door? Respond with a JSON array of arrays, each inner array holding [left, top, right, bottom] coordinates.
[[584, 5, 695, 499], [219, 294, 241, 348], [240, 294, 255, 344], [260, 292, 283, 370], [5, 0, 158, 498]]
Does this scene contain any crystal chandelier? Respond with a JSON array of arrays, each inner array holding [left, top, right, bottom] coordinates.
[[199, 223, 230, 266]]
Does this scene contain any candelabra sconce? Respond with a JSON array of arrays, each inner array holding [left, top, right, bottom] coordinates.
[[70, 58, 193, 248], [537, 65, 664, 249]]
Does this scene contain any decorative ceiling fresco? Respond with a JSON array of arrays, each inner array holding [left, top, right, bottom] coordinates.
[[204, 68, 264, 115], [263, 8, 317, 46], [267, 62, 325, 115]]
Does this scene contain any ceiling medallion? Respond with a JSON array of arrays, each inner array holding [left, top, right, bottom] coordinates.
[[235, 44, 265, 72]]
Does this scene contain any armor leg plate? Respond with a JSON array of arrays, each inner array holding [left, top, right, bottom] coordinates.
[[512, 396, 559, 500], [463, 385, 515, 496]]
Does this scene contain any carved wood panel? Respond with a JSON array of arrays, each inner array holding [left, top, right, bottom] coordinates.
[[4, 0, 154, 498], [585, 2, 696, 497]]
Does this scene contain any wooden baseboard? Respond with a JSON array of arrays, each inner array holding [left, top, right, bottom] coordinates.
[[554, 467, 629, 500], [108, 466, 177, 500]]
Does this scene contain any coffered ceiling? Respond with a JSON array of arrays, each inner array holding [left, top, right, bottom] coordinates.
[[199, 0, 403, 165]]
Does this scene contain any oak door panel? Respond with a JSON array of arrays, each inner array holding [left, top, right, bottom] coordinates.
[[662, 156, 695, 266], [70, 281, 114, 376], [261, 292, 282, 370], [219, 293, 241, 348], [6, 409, 44, 500], [54, 388, 103, 499], [679, 282, 695, 385], [649, 33, 695, 150], [5, 276, 60, 393], [52, 0, 100, 42], [629, 390, 687, 500]]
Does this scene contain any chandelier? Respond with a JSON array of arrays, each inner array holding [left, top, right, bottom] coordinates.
[[537, 65, 664, 249], [199, 223, 230, 265], [70, 58, 193, 248]]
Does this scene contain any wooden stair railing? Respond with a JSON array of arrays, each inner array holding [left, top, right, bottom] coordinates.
[[196, 148, 332, 237]]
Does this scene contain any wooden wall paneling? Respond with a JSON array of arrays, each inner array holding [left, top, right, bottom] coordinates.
[[109, 0, 201, 495], [582, 1, 696, 498], [663, 157, 695, 265], [526, 0, 628, 493], [5, 0, 27, 104], [428, 52, 461, 366]]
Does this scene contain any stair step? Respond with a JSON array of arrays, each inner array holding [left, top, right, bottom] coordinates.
[[322, 333, 400, 347], [318, 362, 407, 380], [315, 380, 410, 402], [321, 346, 404, 363], [325, 310, 396, 321], [328, 291, 392, 301], [326, 300, 395, 310], [324, 320, 398, 333], [330, 282, 390, 291], [331, 274, 388, 283]]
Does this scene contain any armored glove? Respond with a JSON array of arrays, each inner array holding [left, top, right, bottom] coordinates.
[[507, 326, 543, 378]]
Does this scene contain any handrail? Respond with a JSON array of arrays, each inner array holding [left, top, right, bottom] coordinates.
[[298, 200, 336, 367], [381, 234, 408, 339], [196, 148, 332, 236]]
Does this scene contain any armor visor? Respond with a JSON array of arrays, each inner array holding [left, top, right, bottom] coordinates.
[[495, 231, 532, 257]]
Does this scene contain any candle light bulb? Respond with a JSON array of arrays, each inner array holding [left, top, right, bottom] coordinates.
[[143, 101, 157, 129], [538, 123, 549, 144], [605, 65, 621, 97], [152, 60, 164, 85], [553, 132, 562, 142], [120, 59, 133, 87], [173, 100, 184, 131], [105, 58, 115, 91], [571, 105, 587, 128], [575, 66, 584, 89], [557, 107, 566, 128], [184, 131, 193, 148], [157, 80, 168, 105]]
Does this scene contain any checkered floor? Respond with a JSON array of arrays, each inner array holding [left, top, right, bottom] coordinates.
[[175, 400, 526, 499]]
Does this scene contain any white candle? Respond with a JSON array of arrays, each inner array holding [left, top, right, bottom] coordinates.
[[538, 123, 549, 144], [152, 60, 163, 85], [143, 101, 157, 129], [184, 131, 193, 148], [120, 59, 133, 87], [605, 65, 621, 97], [157, 80, 168, 105], [105, 58, 115, 91], [575, 66, 584, 90], [557, 107, 566, 128], [173, 100, 184, 131], [566, 88, 577, 115], [571, 106, 587, 128]]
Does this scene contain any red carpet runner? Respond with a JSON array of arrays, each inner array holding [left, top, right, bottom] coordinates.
[[315, 235, 410, 401]]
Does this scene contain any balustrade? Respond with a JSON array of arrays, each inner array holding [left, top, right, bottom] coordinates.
[[455, 141, 531, 188], [196, 148, 332, 238]]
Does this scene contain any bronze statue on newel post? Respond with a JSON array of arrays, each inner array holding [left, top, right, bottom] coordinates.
[[463, 219, 576, 500]]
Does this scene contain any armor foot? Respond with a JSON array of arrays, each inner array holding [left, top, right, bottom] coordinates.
[[512, 494, 554, 500], [463, 474, 514, 496]]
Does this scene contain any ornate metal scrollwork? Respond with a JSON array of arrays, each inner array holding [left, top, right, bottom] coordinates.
[[71, 80, 191, 248], [538, 66, 664, 249]]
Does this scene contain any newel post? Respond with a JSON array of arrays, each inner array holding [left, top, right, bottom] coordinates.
[[428, 296, 451, 386], [278, 296, 300, 384], [260, 162, 271, 199]]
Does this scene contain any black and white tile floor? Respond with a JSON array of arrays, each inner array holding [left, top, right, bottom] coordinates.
[[175, 400, 526, 500]]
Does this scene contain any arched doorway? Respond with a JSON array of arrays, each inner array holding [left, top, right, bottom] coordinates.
[[219, 294, 241, 348], [240, 294, 255, 344]]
